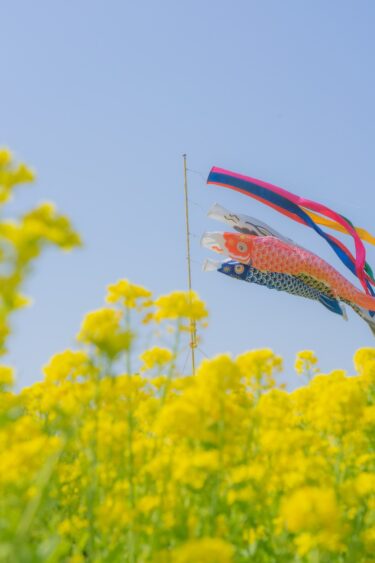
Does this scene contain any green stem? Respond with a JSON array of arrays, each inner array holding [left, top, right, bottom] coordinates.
[[125, 307, 132, 375]]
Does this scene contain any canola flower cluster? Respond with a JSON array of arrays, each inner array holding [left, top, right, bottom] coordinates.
[[1, 149, 375, 562], [2, 289, 375, 563], [0, 148, 81, 356]]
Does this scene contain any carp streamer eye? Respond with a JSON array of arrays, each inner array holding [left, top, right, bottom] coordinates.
[[234, 264, 245, 275], [237, 242, 248, 253]]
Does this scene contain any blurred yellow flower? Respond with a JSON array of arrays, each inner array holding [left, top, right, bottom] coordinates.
[[282, 486, 340, 534], [153, 290, 208, 322], [0, 148, 12, 167], [353, 347, 375, 372], [354, 472, 375, 497], [237, 348, 282, 391], [77, 308, 131, 358], [106, 279, 152, 308], [0, 365, 15, 388], [139, 346, 173, 370], [22, 202, 81, 249], [362, 526, 375, 554], [171, 538, 234, 563], [196, 354, 241, 391], [294, 349, 319, 376], [0, 150, 35, 203], [43, 350, 90, 384]]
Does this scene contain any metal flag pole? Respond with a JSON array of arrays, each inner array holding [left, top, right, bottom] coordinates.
[[183, 154, 197, 375]]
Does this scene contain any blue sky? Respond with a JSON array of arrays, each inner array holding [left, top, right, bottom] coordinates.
[[2, 1, 375, 386]]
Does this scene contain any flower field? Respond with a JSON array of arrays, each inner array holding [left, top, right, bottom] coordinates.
[[1, 151, 375, 562]]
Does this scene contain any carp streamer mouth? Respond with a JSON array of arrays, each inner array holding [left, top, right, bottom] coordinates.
[[201, 232, 226, 254]]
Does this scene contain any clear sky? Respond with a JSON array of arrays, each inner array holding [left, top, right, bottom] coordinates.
[[2, 0, 375, 386]]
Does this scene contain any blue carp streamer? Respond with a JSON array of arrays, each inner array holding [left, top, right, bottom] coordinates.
[[207, 259, 375, 335], [207, 259, 346, 317]]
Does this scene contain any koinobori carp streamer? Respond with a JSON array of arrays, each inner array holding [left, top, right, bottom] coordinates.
[[204, 258, 346, 318]]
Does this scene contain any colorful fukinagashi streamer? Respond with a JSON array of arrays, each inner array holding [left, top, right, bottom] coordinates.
[[302, 210, 375, 246], [204, 258, 346, 318], [207, 167, 375, 294], [201, 231, 375, 312]]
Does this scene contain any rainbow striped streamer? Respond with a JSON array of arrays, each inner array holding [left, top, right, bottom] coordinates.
[[303, 209, 375, 246]]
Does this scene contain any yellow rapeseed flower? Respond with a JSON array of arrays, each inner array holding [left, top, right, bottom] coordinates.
[[0, 365, 15, 388], [362, 526, 375, 554], [354, 347, 375, 383], [354, 472, 375, 497], [0, 148, 12, 167], [354, 347, 375, 373], [0, 149, 35, 203], [139, 346, 173, 370], [43, 350, 90, 384], [294, 349, 319, 376], [106, 279, 152, 308], [196, 354, 241, 391], [171, 538, 234, 563], [153, 290, 208, 322], [22, 203, 81, 249], [282, 486, 340, 534], [77, 308, 131, 358], [236, 348, 282, 391]]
